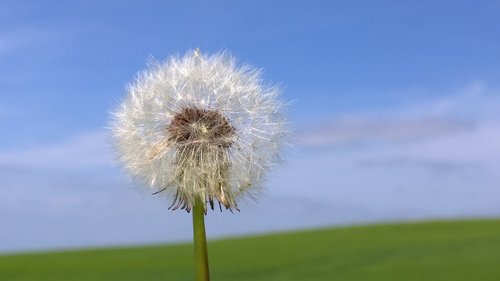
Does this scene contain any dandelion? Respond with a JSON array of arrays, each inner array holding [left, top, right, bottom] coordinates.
[[110, 49, 287, 281]]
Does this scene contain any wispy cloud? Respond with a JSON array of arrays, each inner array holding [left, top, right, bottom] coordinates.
[[298, 116, 474, 148], [297, 82, 500, 149], [294, 82, 500, 182], [0, 131, 111, 170], [356, 156, 481, 176], [0, 30, 33, 56], [396, 81, 500, 119], [0, 24, 60, 57], [0, 104, 7, 118]]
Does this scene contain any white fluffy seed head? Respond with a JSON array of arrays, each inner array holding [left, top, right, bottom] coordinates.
[[110, 50, 287, 212]]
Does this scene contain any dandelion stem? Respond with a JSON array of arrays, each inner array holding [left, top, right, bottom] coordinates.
[[193, 199, 210, 281]]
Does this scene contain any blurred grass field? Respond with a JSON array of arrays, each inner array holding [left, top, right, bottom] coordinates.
[[1, 219, 499, 281]]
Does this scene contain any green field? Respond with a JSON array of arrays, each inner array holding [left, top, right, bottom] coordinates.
[[1, 219, 499, 281]]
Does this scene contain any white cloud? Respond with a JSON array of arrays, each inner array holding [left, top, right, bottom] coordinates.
[[400, 121, 500, 165], [0, 131, 112, 170], [0, 31, 30, 56], [0, 104, 7, 118], [298, 82, 500, 150], [295, 82, 500, 183], [395, 81, 500, 119], [298, 116, 474, 148], [0, 25, 59, 56]]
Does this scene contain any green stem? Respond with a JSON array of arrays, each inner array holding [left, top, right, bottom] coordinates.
[[193, 199, 210, 281]]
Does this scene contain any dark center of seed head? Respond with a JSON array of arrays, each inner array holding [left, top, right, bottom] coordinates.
[[167, 107, 235, 147]]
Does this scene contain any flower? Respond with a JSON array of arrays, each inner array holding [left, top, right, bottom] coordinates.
[[110, 49, 287, 212]]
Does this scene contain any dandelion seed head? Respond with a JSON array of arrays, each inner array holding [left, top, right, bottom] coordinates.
[[110, 50, 287, 212]]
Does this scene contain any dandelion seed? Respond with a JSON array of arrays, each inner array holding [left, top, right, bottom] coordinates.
[[110, 50, 287, 212]]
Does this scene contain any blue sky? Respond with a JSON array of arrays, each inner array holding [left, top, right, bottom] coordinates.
[[1, 0, 500, 252]]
